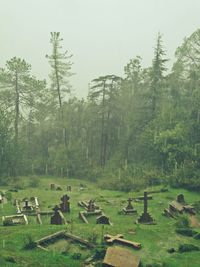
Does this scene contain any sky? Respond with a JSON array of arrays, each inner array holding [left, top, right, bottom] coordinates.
[[1, 0, 200, 98]]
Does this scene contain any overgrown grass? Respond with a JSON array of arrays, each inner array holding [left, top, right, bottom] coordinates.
[[0, 176, 199, 266]]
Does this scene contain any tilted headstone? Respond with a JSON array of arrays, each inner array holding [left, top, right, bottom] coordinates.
[[67, 185, 71, 192], [50, 205, 66, 225]]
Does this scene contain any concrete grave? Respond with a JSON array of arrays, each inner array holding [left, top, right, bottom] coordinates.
[[103, 246, 141, 267], [2, 214, 28, 226]]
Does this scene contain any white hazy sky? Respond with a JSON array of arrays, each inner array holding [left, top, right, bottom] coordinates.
[[1, 0, 200, 97]]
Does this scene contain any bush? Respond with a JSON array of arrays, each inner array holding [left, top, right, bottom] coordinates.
[[178, 244, 199, 253], [23, 235, 37, 250], [193, 232, 200, 239], [175, 215, 190, 229], [94, 245, 107, 260], [29, 176, 40, 188], [71, 253, 82, 260], [176, 228, 196, 237]]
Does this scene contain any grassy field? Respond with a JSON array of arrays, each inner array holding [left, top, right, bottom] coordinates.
[[0, 176, 199, 267]]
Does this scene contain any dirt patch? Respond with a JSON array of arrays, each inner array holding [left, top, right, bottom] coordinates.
[[190, 215, 200, 227]]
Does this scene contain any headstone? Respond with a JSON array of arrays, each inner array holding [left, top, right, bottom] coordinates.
[[87, 200, 95, 213], [23, 199, 33, 211], [51, 205, 66, 225], [123, 198, 137, 214], [137, 191, 155, 224], [67, 185, 71, 192], [177, 194, 185, 204], [50, 183, 56, 190], [60, 194, 70, 212], [96, 215, 111, 225]]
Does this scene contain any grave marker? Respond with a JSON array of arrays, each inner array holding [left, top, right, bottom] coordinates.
[[137, 191, 155, 224]]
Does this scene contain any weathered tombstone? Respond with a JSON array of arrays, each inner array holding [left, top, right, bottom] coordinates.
[[123, 198, 137, 214], [67, 185, 71, 192], [96, 214, 111, 225], [51, 205, 66, 225], [23, 199, 33, 211], [87, 200, 95, 213], [137, 191, 155, 224], [60, 194, 70, 212], [50, 183, 56, 190], [177, 194, 185, 204]]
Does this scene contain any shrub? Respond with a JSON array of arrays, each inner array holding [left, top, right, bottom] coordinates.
[[71, 253, 82, 260], [29, 176, 40, 188], [178, 243, 199, 253], [23, 235, 37, 250], [94, 245, 107, 260], [175, 215, 190, 229], [176, 228, 196, 237]]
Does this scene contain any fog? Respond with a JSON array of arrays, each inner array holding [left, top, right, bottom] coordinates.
[[1, 0, 200, 97]]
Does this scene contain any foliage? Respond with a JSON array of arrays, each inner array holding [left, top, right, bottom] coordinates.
[[178, 244, 199, 253]]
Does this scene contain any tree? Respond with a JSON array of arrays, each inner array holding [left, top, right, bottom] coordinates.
[[46, 32, 73, 145], [150, 33, 168, 116], [89, 75, 122, 167]]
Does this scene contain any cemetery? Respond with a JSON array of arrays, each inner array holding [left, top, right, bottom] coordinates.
[[0, 176, 199, 267]]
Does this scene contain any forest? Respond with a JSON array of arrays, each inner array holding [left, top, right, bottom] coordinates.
[[1, 28, 200, 192]]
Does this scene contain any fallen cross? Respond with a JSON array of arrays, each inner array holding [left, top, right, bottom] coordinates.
[[104, 234, 141, 249]]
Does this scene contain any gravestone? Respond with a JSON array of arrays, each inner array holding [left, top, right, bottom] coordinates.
[[87, 200, 95, 213], [177, 194, 185, 204], [60, 194, 70, 212], [50, 183, 56, 190], [23, 199, 33, 211], [123, 198, 137, 214], [137, 191, 155, 224], [51, 205, 66, 225], [96, 214, 111, 225], [67, 185, 71, 192]]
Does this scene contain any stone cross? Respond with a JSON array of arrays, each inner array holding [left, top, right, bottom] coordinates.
[[144, 191, 148, 214], [104, 234, 141, 249], [126, 198, 134, 210], [137, 191, 155, 224]]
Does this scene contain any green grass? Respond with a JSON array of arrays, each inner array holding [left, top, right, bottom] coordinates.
[[0, 176, 200, 266]]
